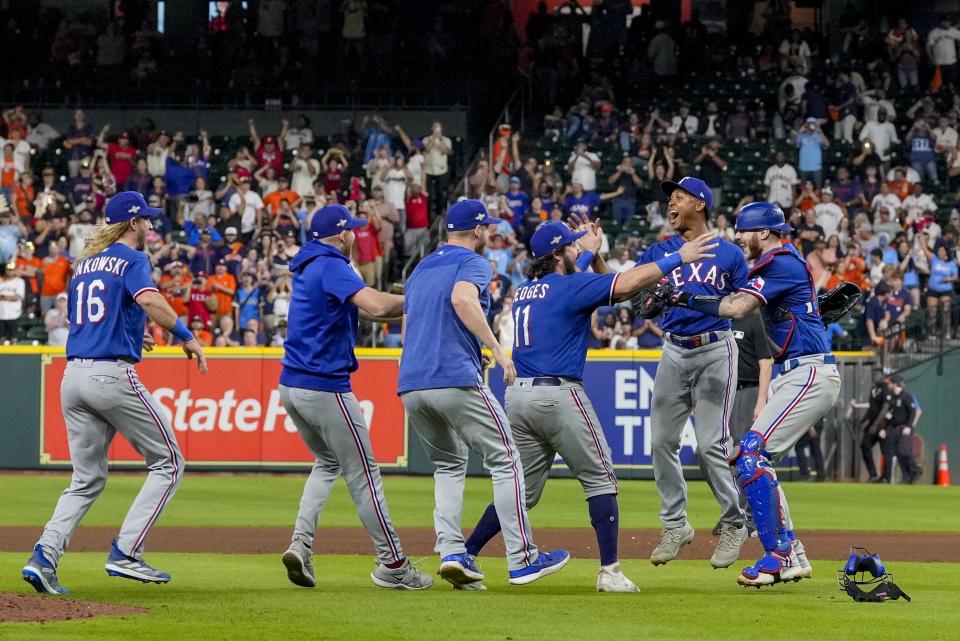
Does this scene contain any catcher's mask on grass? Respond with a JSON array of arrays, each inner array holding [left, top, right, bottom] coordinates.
[[838, 548, 911, 603]]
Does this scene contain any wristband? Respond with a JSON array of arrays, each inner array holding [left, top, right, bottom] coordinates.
[[677, 292, 723, 317], [655, 253, 683, 275], [171, 319, 195, 343], [575, 251, 595, 271]]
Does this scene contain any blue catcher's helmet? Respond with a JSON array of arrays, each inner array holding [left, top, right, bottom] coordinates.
[[735, 201, 794, 233]]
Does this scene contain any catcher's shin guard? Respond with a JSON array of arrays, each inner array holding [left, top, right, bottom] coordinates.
[[733, 432, 791, 567]]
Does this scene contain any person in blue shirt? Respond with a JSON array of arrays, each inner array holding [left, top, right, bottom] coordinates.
[[636, 176, 752, 570], [794, 118, 829, 188], [277, 204, 432, 592], [23, 191, 207, 596], [461, 217, 717, 592], [399, 199, 571, 589], [562, 182, 601, 218], [504, 176, 530, 224], [666, 201, 844, 588], [921, 240, 958, 338]]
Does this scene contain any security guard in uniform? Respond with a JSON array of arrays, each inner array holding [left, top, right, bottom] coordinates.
[[880, 376, 921, 484]]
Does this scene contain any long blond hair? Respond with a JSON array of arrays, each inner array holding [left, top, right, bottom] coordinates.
[[80, 222, 130, 259]]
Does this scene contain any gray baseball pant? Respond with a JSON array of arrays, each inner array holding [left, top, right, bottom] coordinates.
[[652, 335, 745, 529], [37, 359, 184, 566], [279, 385, 405, 565], [402, 385, 538, 571], [506, 379, 618, 507]]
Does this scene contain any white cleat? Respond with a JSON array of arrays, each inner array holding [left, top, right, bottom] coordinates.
[[597, 563, 639, 593], [791, 539, 813, 579]]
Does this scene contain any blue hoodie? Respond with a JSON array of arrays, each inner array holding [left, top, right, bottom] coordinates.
[[279, 241, 366, 392]]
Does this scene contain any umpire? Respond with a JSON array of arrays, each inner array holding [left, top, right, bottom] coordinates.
[[703, 311, 773, 535]]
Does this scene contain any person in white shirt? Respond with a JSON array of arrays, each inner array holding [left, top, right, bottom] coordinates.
[[26, 113, 60, 151], [1, 130, 32, 175], [379, 153, 411, 230], [901, 183, 937, 224], [289, 144, 320, 197], [283, 115, 314, 150], [814, 188, 845, 239], [606, 246, 637, 273], [870, 182, 902, 217], [859, 108, 900, 164], [885, 164, 921, 185], [933, 116, 958, 155], [668, 103, 699, 138], [860, 89, 896, 123], [873, 206, 901, 237], [44, 292, 70, 346], [779, 30, 812, 74], [227, 177, 266, 240], [927, 19, 960, 88], [365, 144, 390, 192], [566, 140, 600, 192], [764, 151, 799, 207], [0, 262, 25, 344]]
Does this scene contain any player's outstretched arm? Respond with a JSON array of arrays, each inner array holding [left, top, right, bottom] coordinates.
[[351, 287, 403, 321], [136, 290, 208, 373], [671, 289, 761, 319], [612, 232, 718, 300], [451, 281, 516, 384]]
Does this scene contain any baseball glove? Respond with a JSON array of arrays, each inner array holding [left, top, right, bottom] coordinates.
[[818, 281, 862, 325], [632, 279, 676, 319]]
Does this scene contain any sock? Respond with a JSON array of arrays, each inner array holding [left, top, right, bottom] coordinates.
[[588, 494, 619, 567], [384, 558, 406, 570], [465, 503, 502, 557]]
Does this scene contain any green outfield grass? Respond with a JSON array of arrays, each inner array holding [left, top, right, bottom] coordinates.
[[2, 474, 958, 532], [0, 554, 955, 641]]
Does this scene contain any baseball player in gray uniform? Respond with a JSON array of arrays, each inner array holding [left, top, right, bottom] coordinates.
[[23, 192, 207, 595], [462, 217, 717, 592], [635, 177, 750, 569], [277, 204, 432, 590], [398, 199, 569, 589]]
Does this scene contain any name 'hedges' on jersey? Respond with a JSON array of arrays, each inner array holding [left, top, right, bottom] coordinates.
[[639, 236, 749, 336]]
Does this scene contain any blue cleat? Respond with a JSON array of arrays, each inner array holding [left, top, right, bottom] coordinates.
[[104, 540, 171, 584], [22, 545, 69, 595], [438, 553, 484, 586], [508, 550, 570, 585]]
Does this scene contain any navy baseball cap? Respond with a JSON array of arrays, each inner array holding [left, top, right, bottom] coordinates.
[[530, 221, 587, 258], [310, 204, 367, 239], [445, 199, 500, 231], [104, 191, 164, 225], [661, 176, 714, 213]]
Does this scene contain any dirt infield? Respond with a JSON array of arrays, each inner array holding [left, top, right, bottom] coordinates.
[[2, 526, 957, 562], [0, 592, 146, 623]]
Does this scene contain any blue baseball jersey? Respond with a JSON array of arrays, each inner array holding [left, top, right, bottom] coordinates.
[[740, 243, 831, 362], [563, 192, 601, 217], [504, 190, 530, 221], [512, 271, 618, 380], [66, 243, 157, 361], [398, 245, 491, 393], [280, 241, 365, 393], [639, 235, 749, 335]]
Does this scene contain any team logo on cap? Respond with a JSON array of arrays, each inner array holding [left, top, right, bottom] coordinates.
[[551, 235, 562, 245], [337, 218, 347, 228], [128, 205, 141, 214], [475, 213, 485, 221]]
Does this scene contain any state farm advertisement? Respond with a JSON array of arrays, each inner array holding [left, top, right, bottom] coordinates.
[[41, 355, 407, 467]]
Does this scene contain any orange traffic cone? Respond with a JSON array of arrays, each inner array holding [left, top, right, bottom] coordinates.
[[936, 444, 950, 487]]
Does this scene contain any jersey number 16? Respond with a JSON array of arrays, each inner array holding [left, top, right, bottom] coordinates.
[[74, 279, 107, 324]]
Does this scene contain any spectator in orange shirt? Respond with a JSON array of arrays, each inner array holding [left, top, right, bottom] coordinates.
[[207, 259, 237, 319], [14, 241, 42, 315], [189, 315, 214, 347], [159, 261, 191, 319], [887, 167, 912, 200], [840, 241, 870, 290], [13, 173, 35, 221], [263, 175, 301, 215], [492, 124, 519, 192], [147, 319, 168, 347], [39, 241, 71, 313], [1, 143, 17, 203]]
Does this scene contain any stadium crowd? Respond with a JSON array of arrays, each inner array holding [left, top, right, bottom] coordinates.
[[2, 4, 960, 353], [0, 105, 455, 347]]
